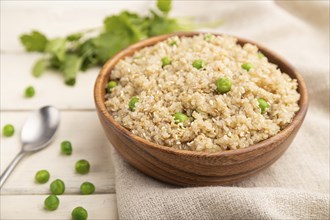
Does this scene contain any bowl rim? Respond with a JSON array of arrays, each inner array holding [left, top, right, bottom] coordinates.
[[94, 32, 309, 158]]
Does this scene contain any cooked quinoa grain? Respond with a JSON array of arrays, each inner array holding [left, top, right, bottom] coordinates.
[[105, 34, 300, 152]]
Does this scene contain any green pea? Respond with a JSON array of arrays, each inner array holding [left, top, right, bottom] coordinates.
[[192, 59, 205, 70], [106, 81, 117, 92], [75, 159, 90, 174], [157, 0, 172, 14], [258, 98, 269, 114], [2, 124, 15, 137], [169, 41, 177, 46], [61, 141, 72, 155], [161, 57, 172, 68], [72, 207, 88, 220], [24, 86, 35, 98], [50, 179, 65, 195], [174, 112, 189, 124], [241, 63, 252, 71], [258, 52, 265, 59], [44, 195, 60, 211], [128, 96, 139, 111], [204, 34, 213, 41], [35, 170, 50, 184], [215, 77, 232, 94], [80, 182, 95, 195]]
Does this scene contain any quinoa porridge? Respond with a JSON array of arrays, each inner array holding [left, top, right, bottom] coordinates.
[[105, 34, 300, 152]]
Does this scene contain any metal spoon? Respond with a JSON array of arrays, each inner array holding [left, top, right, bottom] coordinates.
[[0, 106, 60, 188]]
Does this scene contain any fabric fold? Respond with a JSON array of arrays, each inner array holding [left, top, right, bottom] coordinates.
[[111, 150, 329, 220]]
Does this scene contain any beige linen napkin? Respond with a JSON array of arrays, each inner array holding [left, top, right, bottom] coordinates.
[[110, 1, 330, 219]]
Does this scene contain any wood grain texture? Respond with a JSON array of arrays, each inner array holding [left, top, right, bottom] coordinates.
[[95, 32, 309, 186], [0, 194, 118, 219], [0, 112, 115, 195], [0, 1, 151, 52], [0, 54, 100, 110]]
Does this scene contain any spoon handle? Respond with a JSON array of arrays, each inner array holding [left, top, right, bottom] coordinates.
[[0, 150, 26, 188]]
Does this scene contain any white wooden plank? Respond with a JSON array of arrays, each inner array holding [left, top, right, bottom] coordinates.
[[1, 0, 225, 52], [1, 0, 152, 51], [0, 53, 99, 110], [0, 194, 118, 219], [0, 111, 115, 195]]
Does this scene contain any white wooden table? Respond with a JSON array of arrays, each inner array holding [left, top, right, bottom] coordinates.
[[0, 1, 235, 218], [0, 1, 160, 219]]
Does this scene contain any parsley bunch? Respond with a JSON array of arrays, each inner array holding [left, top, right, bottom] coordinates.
[[20, 0, 221, 86]]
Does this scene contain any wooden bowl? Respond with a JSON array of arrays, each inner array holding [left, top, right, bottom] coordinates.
[[94, 32, 308, 186]]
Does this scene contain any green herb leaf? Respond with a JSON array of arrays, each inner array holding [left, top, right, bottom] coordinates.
[[92, 32, 134, 63], [46, 38, 67, 61], [148, 11, 182, 36], [32, 58, 50, 77], [67, 33, 83, 42], [20, 31, 48, 52], [61, 54, 82, 86], [48, 56, 62, 70], [77, 39, 99, 71], [104, 11, 147, 41], [92, 11, 150, 63]]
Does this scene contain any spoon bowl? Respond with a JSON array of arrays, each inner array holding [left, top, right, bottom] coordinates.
[[0, 106, 60, 188], [21, 106, 60, 151]]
